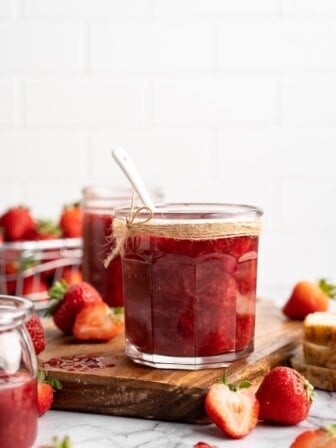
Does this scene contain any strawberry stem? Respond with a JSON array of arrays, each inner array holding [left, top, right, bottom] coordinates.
[[51, 435, 73, 448], [221, 375, 252, 391], [44, 280, 69, 316], [325, 424, 336, 439], [304, 378, 314, 402], [38, 369, 63, 391], [318, 278, 336, 299]]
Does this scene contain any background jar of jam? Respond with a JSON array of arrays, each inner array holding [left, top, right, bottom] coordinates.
[[0, 295, 38, 448], [114, 203, 263, 369], [82, 186, 131, 307]]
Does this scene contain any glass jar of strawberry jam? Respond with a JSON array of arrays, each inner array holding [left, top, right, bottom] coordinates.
[[82, 186, 131, 307], [114, 203, 263, 369], [0, 295, 38, 448]]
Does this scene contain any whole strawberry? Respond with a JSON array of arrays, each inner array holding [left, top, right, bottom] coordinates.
[[25, 314, 46, 355], [290, 424, 336, 448], [37, 370, 62, 416], [46, 280, 103, 334], [59, 202, 83, 238], [205, 377, 259, 439], [0, 206, 36, 241], [283, 279, 336, 320], [256, 366, 313, 425]]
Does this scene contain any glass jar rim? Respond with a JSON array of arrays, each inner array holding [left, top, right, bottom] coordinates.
[[114, 202, 263, 222], [82, 185, 132, 201], [0, 295, 34, 331]]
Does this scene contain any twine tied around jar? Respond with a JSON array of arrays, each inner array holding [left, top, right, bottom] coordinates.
[[104, 194, 153, 268], [104, 196, 262, 268]]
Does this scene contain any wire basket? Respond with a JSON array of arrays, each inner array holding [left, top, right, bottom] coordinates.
[[0, 238, 82, 310]]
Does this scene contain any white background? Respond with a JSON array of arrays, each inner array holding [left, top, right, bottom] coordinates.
[[1, 0, 336, 304]]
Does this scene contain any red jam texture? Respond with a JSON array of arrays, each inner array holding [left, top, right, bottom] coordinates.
[[83, 212, 123, 307], [0, 373, 37, 448], [122, 234, 259, 358], [43, 354, 116, 372]]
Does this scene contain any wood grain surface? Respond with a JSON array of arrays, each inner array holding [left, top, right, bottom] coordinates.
[[38, 299, 303, 423]]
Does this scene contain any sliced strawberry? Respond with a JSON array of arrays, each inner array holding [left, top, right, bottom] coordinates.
[[73, 303, 123, 342], [25, 314, 46, 355], [205, 377, 259, 439]]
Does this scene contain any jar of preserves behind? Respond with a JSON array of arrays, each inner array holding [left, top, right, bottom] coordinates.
[[82, 186, 131, 307], [0, 295, 38, 448]]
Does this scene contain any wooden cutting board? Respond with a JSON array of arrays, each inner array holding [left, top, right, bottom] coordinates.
[[38, 299, 303, 423]]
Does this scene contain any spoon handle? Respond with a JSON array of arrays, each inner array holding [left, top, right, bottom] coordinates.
[[112, 147, 156, 210]]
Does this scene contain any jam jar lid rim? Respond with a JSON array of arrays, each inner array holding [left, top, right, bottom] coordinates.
[[114, 202, 263, 221]]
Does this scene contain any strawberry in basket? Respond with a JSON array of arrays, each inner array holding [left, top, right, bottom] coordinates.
[[0, 206, 36, 241]]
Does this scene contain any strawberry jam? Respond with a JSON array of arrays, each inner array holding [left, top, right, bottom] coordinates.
[[83, 211, 123, 307], [118, 203, 263, 369], [0, 373, 37, 448], [82, 186, 134, 307]]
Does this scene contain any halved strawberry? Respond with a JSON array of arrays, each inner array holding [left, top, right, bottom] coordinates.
[[72, 303, 123, 342], [205, 377, 259, 439]]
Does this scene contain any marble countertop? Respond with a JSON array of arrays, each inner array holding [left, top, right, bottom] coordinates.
[[35, 390, 336, 448]]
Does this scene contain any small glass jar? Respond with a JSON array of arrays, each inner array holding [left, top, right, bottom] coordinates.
[[115, 203, 263, 370], [0, 295, 38, 448]]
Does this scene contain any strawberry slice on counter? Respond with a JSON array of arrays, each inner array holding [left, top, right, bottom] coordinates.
[[256, 366, 314, 425], [46, 280, 103, 334], [59, 202, 83, 238], [290, 424, 336, 448], [73, 303, 123, 342], [283, 279, 336, 320], [0, 206, 36, 241], [205, 377, 259, 439], [25, 313, 46, 355], [37, 370, 62, 417]]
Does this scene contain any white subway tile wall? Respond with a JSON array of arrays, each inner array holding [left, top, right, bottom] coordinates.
[[0, 0, 335, 303]]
